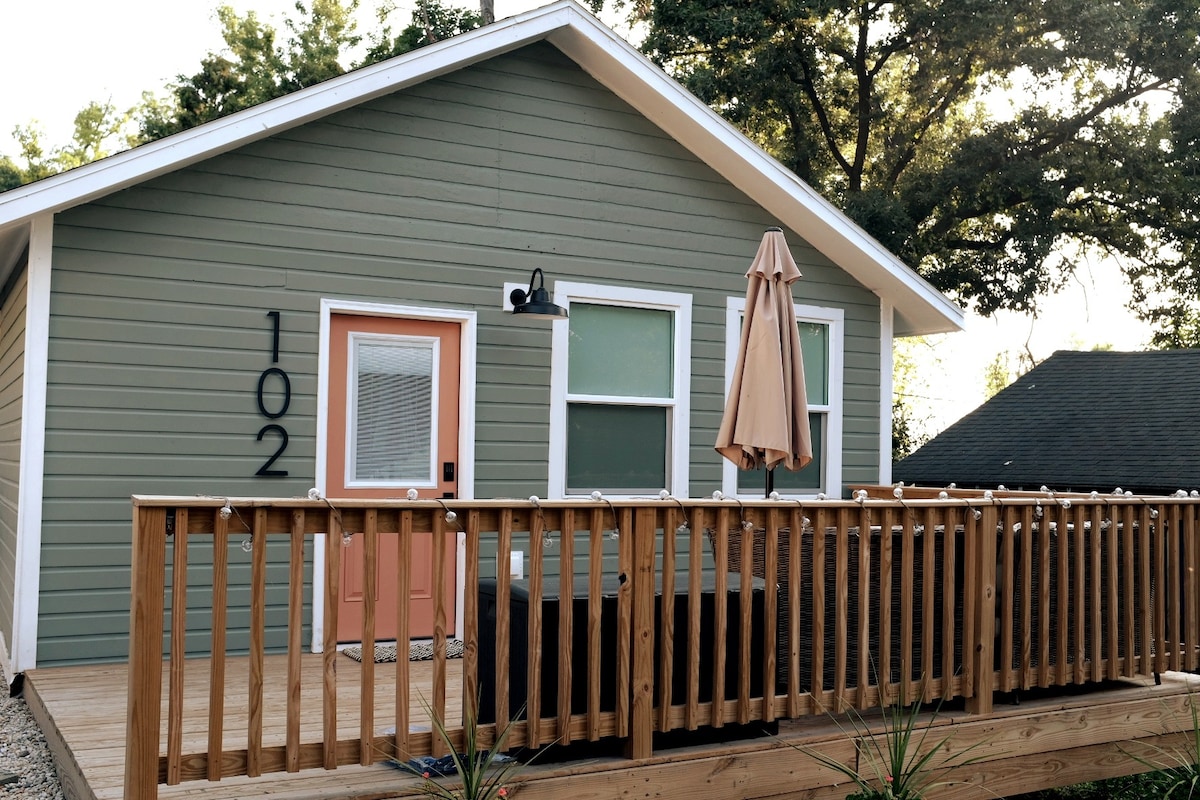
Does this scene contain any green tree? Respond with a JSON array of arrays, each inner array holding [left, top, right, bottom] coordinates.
[[4, 100, 131, 185], [892, 338, 934, 461], [634, 0, 1200, 343], [360, 0, 482, 62]]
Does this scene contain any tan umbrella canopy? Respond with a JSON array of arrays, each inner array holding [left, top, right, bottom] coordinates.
[[715, 227, 813, 496]]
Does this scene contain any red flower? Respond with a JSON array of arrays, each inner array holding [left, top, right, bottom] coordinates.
[[885, 775, 894, 783], [422, 772, 431, 779], [498, 789, 508, 797]]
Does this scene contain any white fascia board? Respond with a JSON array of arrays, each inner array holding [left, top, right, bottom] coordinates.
[[0, 3, 579, 233], [548, 23, 965, 338]]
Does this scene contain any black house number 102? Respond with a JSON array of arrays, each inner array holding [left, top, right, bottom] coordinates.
[[256, 310, 290, 476]]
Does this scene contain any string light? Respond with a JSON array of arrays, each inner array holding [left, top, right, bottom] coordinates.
[[406, 488, 419, 500]]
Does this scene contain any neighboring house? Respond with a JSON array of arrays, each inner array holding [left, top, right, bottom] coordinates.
[[0, 0, 962, 677], [895, 349, 1200, 496]]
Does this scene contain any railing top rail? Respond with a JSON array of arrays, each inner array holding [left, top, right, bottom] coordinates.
[[131, 493, 1197, 511]]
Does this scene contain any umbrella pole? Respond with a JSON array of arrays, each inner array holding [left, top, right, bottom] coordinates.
[[765, 467, 774, 499]]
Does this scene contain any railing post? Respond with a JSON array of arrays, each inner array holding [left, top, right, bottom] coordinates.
[[628, 507, 657, 759], [967, 504, 998, 714], [125, 504, 167, 800]]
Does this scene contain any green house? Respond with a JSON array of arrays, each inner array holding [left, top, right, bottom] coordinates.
[[0, 0, 962, 678]]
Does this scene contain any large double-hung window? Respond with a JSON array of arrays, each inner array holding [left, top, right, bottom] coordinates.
[[722, 299, 843, 498], [549, 283, 692, 498]]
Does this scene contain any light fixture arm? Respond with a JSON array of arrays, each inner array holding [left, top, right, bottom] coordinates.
[[508, 267, 568, 320]]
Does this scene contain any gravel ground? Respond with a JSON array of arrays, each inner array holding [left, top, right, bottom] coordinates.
[[0, 677, 65, 800]]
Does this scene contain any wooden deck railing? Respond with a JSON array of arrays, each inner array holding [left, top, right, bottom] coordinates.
[[125, 492, 1200, 799]]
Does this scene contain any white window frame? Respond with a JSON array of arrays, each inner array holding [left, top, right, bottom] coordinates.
[[721, 298, 844, 499], [548, 282, 692, 499], [344, 332, 441, 489]]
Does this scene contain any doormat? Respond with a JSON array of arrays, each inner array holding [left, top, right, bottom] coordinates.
[[342, 640, 464, 663]]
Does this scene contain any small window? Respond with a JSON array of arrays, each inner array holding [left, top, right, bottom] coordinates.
[[549, 284, 692, 498]]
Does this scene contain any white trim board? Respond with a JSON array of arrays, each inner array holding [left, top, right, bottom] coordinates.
[[10, 214, 52, 678], [312, 299, 477, 652]]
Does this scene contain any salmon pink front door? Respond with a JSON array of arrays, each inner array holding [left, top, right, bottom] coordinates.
[[327, 314, 460, 643]]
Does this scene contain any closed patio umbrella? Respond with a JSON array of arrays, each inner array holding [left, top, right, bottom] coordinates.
[[715, 227, 813, 496]]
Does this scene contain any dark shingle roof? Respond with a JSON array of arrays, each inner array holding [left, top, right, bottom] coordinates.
[[893, 349, 1200, 495]]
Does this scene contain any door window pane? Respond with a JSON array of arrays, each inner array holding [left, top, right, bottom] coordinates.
[[351, 338, 435, 483], [566, 404, 667, 493], [568, 303, 673, 397]]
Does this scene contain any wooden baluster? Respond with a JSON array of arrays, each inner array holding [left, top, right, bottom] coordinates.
[[878, 507, 893, 706], [686, 508, 703, 730], [1106, 504, 1120, 680], [999, 506, 1015, 694], [966, 503, 996, 715], [360, 510, 377, 765], [942, 509, 958, 701], [737, 516, 753, 724], [494, 510, 513, 740], [1187, 504, 1199, 672], [462, 509, 481, 735], [761, 509, 778, 722], [248, 507, 268, 777], [125, 504, 167, 800], [811, 508, 826, 704], [1019, 505, 1033, 691], [431, 511, 449, 754], [323, 509, 342, 770], [1089, 504, 1103, 684], [711, 507, 730, 728], [856, 504, 871, 709], [166, 508, 189, 785], [394, 510, 413, 760], [659, 505, 677, 732], [787, 506, 804, 717], [587, 507, 604, 740], [1170, 504, 1183, 672], [1121, 504, 1136, 678], [616, 506, 633, 737], [834, 508, 849, 711], [1055, 504, 1070, 687], [208, 506, 230, 781], [558, 508, 576, 743], [1038, 503, 1052, 689], [899, 507, 915, 700], [961, 504, 977, 704], [921, 505, 936, 703], [527, 505, 545, 747], [629, 507, 657, 759], [286, 510, 304, 772]]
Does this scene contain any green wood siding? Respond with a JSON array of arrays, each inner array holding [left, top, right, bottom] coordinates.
[[0, 264, 25, 651], [39, 43, 881, 664]]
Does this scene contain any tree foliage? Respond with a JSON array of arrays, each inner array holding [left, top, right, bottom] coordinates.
[[3, 101, 130, 186], [635, 0, 1200, 342]]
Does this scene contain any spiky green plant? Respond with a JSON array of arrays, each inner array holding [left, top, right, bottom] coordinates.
[[787, 680, 990, 800], [390, 697, 524, 800]]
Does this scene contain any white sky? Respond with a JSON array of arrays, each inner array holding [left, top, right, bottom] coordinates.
[[0, 0, 1153, 433]]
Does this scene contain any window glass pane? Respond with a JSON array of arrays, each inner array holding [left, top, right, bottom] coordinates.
[[568, 303, 673, 397], [352, 339, 434, 483], [566, 404, 667, 493], [800, 322, 828, 405], [737, 412, 824, 494]]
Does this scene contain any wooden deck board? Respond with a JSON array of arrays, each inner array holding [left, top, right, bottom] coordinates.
[[27, 651, 461, 800], [27, 654, 1200, 800]]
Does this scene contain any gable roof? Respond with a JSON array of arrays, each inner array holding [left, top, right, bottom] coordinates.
[[0, 0, 962, 336], [894, 349, 1200, 495]]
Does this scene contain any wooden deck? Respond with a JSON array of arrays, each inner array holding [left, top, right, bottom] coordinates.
[[26, 652, 1200, 800]]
